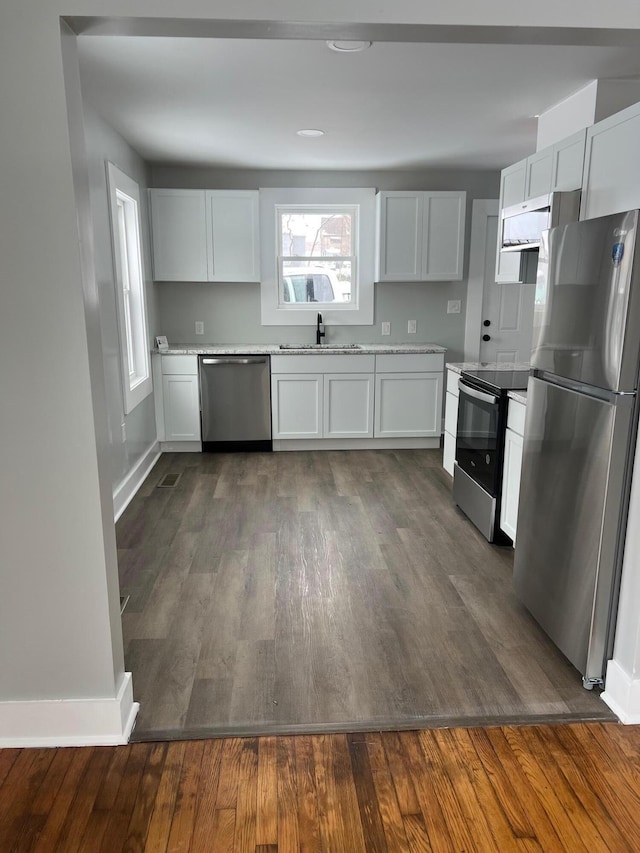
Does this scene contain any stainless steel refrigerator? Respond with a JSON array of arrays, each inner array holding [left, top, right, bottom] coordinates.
[[513, 209, 640, 689]]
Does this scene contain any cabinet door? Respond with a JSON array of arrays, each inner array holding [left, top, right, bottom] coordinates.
[[500, 426, 523, 543], [376, 192, 423, 281], [525, 148, 553, 199], [551, 129, 586, 192], [496, 160, 527, 284], [422, 192, 466, 280], [271, 374, 322, 438], [162, 374, 201, 441], [581, 101, 640, 220], [501, 159, 527, 208], [374, 372, 442, 437], [150, 189, 208, 281], [323, 374, 374, 438], [443, 432, 456, 477], [206, 190, 260, 282]]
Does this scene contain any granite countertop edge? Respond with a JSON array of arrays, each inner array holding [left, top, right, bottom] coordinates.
[[508, 389, 529, 404], [446, 361, 530, 374], [154, 343, 448, 355]]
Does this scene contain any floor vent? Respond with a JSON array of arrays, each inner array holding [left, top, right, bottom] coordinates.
[[157, 472, 182, 488], [120, 595, 130, 614]]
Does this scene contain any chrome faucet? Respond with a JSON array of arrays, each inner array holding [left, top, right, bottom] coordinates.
[[316, 312, 325, 345]]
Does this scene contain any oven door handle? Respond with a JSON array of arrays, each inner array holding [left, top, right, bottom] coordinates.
[[459, 382, 499, 406]]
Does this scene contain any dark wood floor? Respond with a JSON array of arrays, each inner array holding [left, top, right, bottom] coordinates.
[[117, 450, 612, 741], [2, 722, 639, 851]]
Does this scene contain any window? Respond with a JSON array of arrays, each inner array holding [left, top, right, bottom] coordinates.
[[106, 163, 152, 413], [260, 188, 375, 326], [278, 208, 355, 306]]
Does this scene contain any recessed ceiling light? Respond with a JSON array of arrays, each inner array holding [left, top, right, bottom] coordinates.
[[326, 40, 372, 53], [296, 128, 325, 138]]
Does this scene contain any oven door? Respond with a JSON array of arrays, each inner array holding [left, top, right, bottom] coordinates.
[[456, 381, 501, 496]]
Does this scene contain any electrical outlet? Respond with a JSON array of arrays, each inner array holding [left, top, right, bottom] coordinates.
[[407, 320, 417, 334], [381, 321, 391, 336], [121, 423, 126, 443], [447, 300, 461, 314], [195, 321, 204, 335]]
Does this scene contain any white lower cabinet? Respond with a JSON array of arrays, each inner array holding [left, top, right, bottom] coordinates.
[[270, 354, 375, 440], [374, 373, 442, 437], [323, 374, 374, 438], [162, 374, 201, 441], [271, 374, 323, 438], [153, 354, 202, 446], [500, 398, 526, 544], [442, 368, 460, 476]]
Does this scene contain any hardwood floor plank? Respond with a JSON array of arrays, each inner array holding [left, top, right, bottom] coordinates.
[[232, 739, 259, 853], [97, 743, 148, 853], [365, 733, 412, 853], [256, 737, 278, 847], [403, 813, 435, 853], [29, 748, 76, 817], [165, 739, 206, 853], [31, 749, 93, 853], [380, 731, 421, 817], [143, 741, 187, 853], [293, 736, 322, 853], [190, 739, 225, 850], [347, 733, 389, 853], [121, 742, 167, 853], [55, 747, 114, 853], [483, 727, 563, 850], [276, 736, 300, 853]]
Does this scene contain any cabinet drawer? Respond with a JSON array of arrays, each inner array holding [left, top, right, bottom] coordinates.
[[507, 399, 526, 436], [270, 354, 375, 374], [446, 369, 460, 396], [375, 353, 444, 373], [161, 355, 198, 375]]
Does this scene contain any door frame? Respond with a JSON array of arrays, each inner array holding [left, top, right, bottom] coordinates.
[[464, 199, 498, 362]]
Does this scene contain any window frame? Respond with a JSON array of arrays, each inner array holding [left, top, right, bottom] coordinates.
[[260, 188, 375, 326], [106, 162, 152, 414]]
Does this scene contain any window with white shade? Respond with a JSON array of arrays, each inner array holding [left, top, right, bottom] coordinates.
[[106, 163, 152, 414]]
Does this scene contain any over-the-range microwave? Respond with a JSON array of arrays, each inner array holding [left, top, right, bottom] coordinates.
[[500, 189, 581, 252]]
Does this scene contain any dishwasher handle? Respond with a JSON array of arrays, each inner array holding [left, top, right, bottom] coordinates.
[[201, 357, 268, 365]]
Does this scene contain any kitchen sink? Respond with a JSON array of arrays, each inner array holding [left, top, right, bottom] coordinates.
[[279, 343, 362, 350]]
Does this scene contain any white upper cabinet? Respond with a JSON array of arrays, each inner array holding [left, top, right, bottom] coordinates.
[[551, 129, 586, 192], [525, 149, 553, 199], [150, 189, 209, 282], [375, 191, 466, 282], [206, 190, 260, 282], [495, 160, 527, 284], [150, 189, 260, 282], [581, 101, 640, 220]]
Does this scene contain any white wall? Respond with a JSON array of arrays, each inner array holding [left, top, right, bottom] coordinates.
[[2, 0, 640, 744], [83, 106, 159, 496]]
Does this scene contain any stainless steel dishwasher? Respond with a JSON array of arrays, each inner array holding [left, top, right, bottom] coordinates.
[[199, 355, 272, 452]]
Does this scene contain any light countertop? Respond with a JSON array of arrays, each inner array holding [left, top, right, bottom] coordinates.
[[508, 389, 528, 405], [156, 343, 447, 355], [446, 361, 530, 374]]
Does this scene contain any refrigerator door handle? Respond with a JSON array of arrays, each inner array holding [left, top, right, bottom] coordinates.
[[532, 369, 636, 406]]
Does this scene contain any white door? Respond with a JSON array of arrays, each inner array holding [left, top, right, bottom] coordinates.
[[480, 216, 535, 364]]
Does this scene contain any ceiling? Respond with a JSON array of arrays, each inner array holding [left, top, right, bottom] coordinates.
[[77, 35, 640, 172]]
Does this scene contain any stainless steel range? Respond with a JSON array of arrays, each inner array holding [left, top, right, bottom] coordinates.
[[453, 368, 529, 543]]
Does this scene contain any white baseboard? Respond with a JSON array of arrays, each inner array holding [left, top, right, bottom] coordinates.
[[113, 442, 161, 521], [273, 437, 440, 451], [0, 672, 139, 747], [602, 658, 640, 724], [159, 440, 202, 452]]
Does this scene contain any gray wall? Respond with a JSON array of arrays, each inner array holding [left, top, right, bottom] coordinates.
[[83, 106, 159, 493], [150, 167, 499, 362]]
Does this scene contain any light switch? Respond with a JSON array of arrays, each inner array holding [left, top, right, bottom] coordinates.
[[408, 320, 417, 334], [195, 321, 204, 335], [381, 321, 391, 336]]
